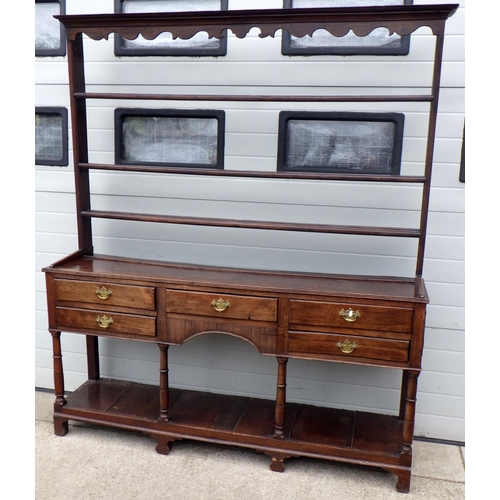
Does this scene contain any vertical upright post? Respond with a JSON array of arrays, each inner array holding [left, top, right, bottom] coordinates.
[[67, 33, 93, 255], [86, 336, 100, 380], [416, 30, 445, 276], [67, 33, 99, 378]]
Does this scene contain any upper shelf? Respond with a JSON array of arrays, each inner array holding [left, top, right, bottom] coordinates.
[[56, 4, 459, 42]]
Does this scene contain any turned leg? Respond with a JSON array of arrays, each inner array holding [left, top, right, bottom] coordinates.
[[398, 370, 420, 493], [154, 345, 175, 455], [401, 371, 419, 458], [399, 370, 409, 420], [51, 330, 69, 436], [274, 357, 288, 439], [158, 344, 170, 422], [50, 330, 66, 408]]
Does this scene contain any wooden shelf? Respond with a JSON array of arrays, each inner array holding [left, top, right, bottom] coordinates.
[[74, 91, 435, 104], [56, 379, 406, 468], [79, 162, 428, 183], [82, 210, 422, 239]]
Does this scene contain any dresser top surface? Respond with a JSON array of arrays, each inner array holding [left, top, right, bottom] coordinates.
[[44, 254, 428, 303]]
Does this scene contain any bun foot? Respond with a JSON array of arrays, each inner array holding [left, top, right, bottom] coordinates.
[[54, 416, 69, 436], [155, 436, 174, 455], [266, 452, 293, 472], [270, 458, 285, 472], [396, 471, 411, 493]]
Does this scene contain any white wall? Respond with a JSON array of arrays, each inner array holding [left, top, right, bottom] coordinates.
[[35, 0, 465, 442]]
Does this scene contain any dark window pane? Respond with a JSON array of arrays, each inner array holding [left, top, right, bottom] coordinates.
[[278, 111, 404, 175], [123, 116, 219, 165], [35, 109, 68, 166]]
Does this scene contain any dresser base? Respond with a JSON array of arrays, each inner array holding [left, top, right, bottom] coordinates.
[[53, 378, 412, 492]]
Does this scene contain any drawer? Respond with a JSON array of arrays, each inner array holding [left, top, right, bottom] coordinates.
[[290, 299, 413, 333], [288, 332, 409, 363], [55, 307, 156, 337], [166, 290, 277, 323], [54, 279, 155, 310]]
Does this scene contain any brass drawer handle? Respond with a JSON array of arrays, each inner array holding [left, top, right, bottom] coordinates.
[[211, 298, 230, 312], [339, 308, 360, 323], [96, 315, 113, 329], [337, 339, 358, 354], [96, 286, 112, 300]]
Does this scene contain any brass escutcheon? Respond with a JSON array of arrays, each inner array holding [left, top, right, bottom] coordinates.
[[211, 298, 230, 312], [96, 286, 112, 300], [337, 339, 357, 354], [339, 308, 360, 323], [96, 315, 113, 329]]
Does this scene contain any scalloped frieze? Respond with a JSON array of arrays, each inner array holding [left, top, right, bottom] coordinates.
[[65, 20, 442, 43], [59, 5, 458, 42]]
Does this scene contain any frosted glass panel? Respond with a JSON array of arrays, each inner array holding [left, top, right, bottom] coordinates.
[[283, 0, 411, 55], [35, 2, 62, 51], [122, 116, 220, 166], [35, 111, 67, 166], [120, 0, 223, 51], [286, 120, 396, 172], [278, 112, 404, 174], [292, 28, 403, 50]]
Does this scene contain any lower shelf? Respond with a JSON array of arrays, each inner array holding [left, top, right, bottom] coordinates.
[[54, 378, 411, 490]]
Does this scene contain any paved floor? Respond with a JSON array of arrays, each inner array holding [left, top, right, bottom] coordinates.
[[35, 390, 464, 499]]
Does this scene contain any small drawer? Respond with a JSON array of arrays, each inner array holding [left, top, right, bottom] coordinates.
[[166, 290, 277, 323], [288, 332, 409, 363], [55, 307, 156, 337], [54, 279, 155, 310], [290, 300, 413, 333]]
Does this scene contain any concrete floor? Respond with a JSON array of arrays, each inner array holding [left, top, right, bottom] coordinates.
[[35, 390, 465, 499]]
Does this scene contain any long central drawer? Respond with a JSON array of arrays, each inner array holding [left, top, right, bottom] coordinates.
[[166, 290, 278, 322], [165, 289, 278, 353]]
